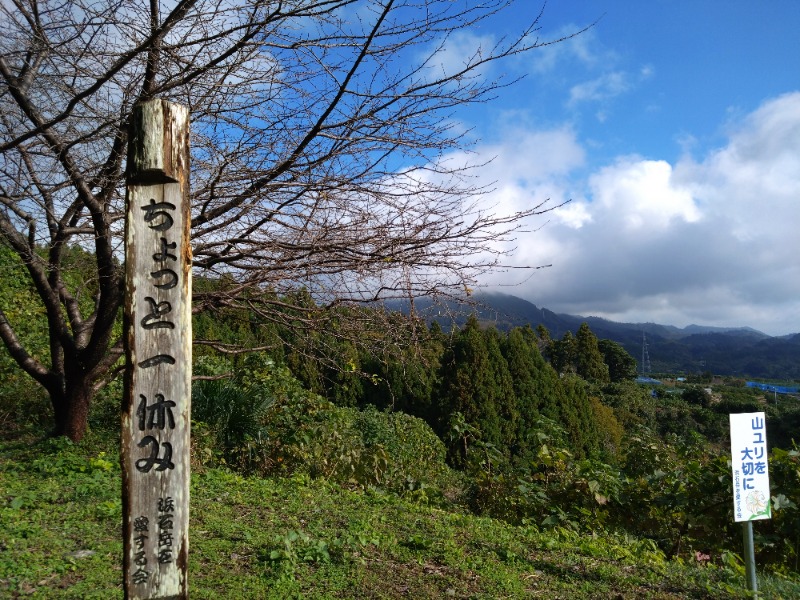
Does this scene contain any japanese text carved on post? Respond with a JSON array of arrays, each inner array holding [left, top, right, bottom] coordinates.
[[123, 98, 191, 600]]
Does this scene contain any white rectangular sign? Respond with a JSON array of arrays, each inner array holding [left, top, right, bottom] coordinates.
[[730, 412, 771, 522]]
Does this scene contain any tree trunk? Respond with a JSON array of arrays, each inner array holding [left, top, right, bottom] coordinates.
[[50, 375, 93, 442]]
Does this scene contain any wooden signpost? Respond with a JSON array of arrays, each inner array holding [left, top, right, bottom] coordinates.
[[122, 98, 191, 599]]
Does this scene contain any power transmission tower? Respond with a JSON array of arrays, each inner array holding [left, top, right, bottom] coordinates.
[[641, 331, 651, 376]]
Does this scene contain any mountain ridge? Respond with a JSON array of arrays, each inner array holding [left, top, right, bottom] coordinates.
[[474, 291, 774, 339], [387, 292, 800, 380]]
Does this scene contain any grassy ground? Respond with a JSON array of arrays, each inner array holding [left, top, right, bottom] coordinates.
[[2, 428, 799, 599]]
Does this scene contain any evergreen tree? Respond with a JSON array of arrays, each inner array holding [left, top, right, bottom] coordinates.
[[557, 374, 600, 457], [322, 336, 364, 407], [483, 327, 518, 452], [503, 328, 539, 410], [549, 330, 577, 375], [511, 326, 571, 456], [284, 337, 324, 395], [437, 315, 502, 461], [598, 339, 638, 382], [281, 291, 326, 394], [536, 325, 553, 360], [361, 317, 443, 423], [503, 327, 543, 452], [575, 323, 610, 384]]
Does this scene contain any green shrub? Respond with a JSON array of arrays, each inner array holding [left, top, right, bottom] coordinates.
[[758, 447, 800, 573], [191, 354, 457, 500], [267, 401, 456, 500], [191, 353, 285, 470], [192, 378, 273, 465], [353, 406, 451, 489]]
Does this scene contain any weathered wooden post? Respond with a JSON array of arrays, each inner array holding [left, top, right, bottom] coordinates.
[[122, 98, 191, 599]]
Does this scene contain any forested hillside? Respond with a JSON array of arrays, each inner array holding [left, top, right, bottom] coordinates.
[[188, 293, 800, 578], [390, 292, 800, 379], [4, 286, 800, 595]]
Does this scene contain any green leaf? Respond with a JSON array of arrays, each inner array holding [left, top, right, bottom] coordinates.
[[772, 493, 796, 511]]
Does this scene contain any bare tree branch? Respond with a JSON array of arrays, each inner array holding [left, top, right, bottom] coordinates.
[[0, 0, 581, 439]]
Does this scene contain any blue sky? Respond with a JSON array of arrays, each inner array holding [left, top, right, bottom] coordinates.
[[443, 0, 800, 335]]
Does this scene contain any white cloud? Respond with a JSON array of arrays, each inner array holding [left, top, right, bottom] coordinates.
[[569, 71, 630, 105], [529, 26, 612, 74], [568, 64, 654, 115], [470, 129, 587, 248], [589, 159, 701, 230], [553, 201, 592, 229], [525, 25, 654, 121], [474, 92, 800, 335], [423, 30, 498, 82], [685, 92, 800, 242]]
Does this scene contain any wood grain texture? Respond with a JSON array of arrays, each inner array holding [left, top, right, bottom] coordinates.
[[122, 99, 191, 600]]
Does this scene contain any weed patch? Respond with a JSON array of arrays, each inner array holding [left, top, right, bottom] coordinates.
[[3, 430, 800, 598]]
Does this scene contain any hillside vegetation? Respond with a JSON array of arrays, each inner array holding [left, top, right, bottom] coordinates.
[[3, 429, 800, 599], [391, 292, 800, 380], [3, 291, 800, 597]]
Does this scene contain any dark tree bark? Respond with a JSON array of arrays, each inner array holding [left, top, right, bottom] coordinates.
[[0, 0, 581, 440]]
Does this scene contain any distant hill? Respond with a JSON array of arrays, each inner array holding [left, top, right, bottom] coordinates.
[[386, 292, 800, 380]]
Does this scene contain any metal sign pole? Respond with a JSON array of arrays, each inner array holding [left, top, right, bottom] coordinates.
[[730, 412, 770, 600], [742, 521, 758, 596]]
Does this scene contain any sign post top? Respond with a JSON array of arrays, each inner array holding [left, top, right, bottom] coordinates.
[[128, 99, 190, 184]]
